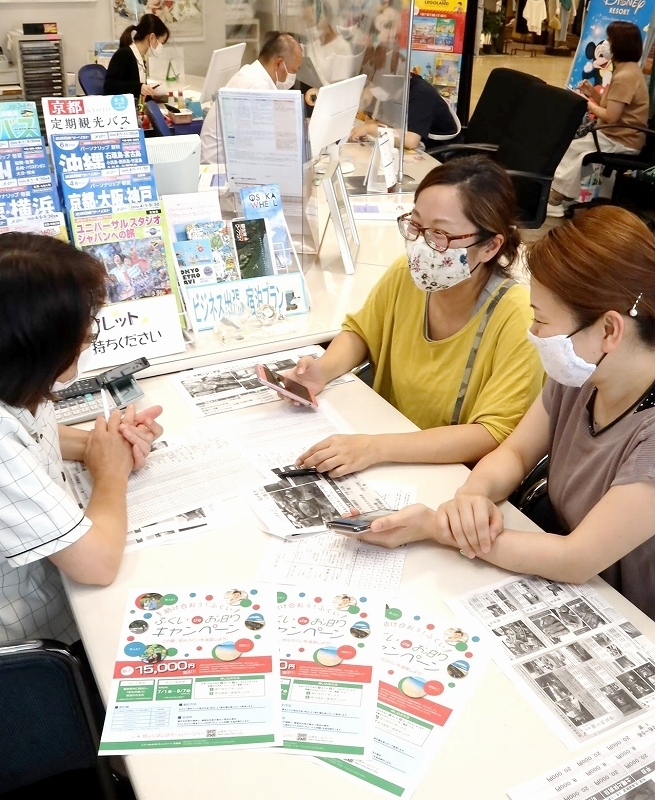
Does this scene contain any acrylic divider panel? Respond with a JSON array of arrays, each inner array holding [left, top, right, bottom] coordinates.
[[318, 604, 491, 800], [277, 587, 385, 757], [449, 576, 655, 748], [99, 586, 282, 754]]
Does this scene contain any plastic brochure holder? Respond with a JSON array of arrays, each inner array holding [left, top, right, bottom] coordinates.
[[320, 160, 360, 275], [363, 129, 398, 194]]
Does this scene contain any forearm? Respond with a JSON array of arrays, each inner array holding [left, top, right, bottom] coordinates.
[[51, 474, 129, 585], [473, 528, 588, 583], [372, 423, 498, 467], [58, 425, 90, 462], [319, 331, 369, 383], [457, 441, 530, 502]]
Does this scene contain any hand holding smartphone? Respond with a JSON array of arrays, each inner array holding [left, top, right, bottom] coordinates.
[[327, 509, 396, 534], [255, 364, 318, 408]]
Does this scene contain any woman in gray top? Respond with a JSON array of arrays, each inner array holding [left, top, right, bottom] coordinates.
[[352, 205, 655, 621]]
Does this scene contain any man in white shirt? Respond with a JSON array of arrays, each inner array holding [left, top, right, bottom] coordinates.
[[200, 31, 304, 165]]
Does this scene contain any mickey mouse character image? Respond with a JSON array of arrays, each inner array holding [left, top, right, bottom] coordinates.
[[581, 39, 613, 89]]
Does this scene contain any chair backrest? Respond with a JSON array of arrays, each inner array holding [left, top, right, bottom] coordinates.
[[145, 100, 173, 136], [0, 639, 115, 795], [496, 83, 586, 226], [78, 64, 108, 96], [466, 68, 546, 146]]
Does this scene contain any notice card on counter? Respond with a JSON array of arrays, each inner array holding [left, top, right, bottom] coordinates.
[[99, 586, 281, 754]]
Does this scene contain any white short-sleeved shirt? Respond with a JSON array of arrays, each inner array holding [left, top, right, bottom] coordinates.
[[0, 400, 92, 642]]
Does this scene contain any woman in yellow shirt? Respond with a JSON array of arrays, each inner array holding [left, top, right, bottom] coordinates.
[[288, 155, 543, 476]]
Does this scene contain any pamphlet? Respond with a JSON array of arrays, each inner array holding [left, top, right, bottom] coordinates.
[[59, 164, 157, 214], [0, 101, 40, 140], [450, 576, 655, 748], [231, 217, 275, 279], [51, 130, 147, 176], [508, 715, 655, 800], [99, 585, 282, 753], [277, 586, 384, 756], [320, 604, 491, 799], [185, 222, 238, 282], [239, 184, 300, 274]]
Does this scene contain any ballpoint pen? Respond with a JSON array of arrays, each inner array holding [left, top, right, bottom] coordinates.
[[100, 387, 111, 422]]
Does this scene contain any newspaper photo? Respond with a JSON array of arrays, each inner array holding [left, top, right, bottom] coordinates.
[[450, 576, 655, 748], [246, 465, 385, 538]]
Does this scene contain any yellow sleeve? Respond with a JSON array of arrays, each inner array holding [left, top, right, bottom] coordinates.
[[464, 287, 544, 443], [341, 256, 407, 367]]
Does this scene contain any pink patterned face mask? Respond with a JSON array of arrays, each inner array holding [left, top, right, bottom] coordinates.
[[405, 237, 475, 292]]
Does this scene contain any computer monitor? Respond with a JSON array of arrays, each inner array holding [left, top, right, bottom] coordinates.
[[308, 74, 367, 164], [199, 43, 246, 105], [145, 134, 201, 196]]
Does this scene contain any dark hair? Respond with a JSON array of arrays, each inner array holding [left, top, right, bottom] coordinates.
[[120, 13, 170, 48], [607, 21, 642, 63], [415, 155, 520, 276], [0, 233, 107, 408], [527, 206, 655, 346], [259, 31, 299, 62]]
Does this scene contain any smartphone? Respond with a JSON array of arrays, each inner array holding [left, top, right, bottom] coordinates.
[[327, 509, 396, 534], [255, 364, 317, 408]]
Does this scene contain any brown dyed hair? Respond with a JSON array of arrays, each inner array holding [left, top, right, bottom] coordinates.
[[0, 232, 107, 408], [527, 206, 655, 345], [415, 155, 520, 276], [607, 21, 642, 63]]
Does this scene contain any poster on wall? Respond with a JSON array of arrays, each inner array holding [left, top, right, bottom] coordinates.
[[566, 0, 655, 92], [112, 0, 204, 42], [410, 0, 468, 106]]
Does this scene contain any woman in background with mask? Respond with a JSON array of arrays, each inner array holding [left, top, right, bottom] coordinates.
[[359, 206, 655, 621], [104, 13, 170, 100], [0, 233, 163, 642], [287, 155, 543, 476]]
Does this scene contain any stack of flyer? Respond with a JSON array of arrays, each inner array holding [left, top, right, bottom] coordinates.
[[0, 101, 66, 239], [161, 184, 310, 333]]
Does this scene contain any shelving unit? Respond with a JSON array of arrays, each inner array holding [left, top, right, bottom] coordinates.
[[8, 33, 66, 130]]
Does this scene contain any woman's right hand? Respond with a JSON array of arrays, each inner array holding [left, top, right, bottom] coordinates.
[[434, 493, 505, 558], [84, 410, 134, 482], [141, 83, 156, 98], [282, 356, 328, 401]]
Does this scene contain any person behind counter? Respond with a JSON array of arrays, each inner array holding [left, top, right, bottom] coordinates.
[[0, 233, 163, 643], [349, 72, 459, 150], [200, 31, 304, 165], [104, 13, 170, 100], [288, 155, 543, 477], [356, 206, 655, 622]]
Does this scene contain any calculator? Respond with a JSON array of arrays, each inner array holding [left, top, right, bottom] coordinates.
[[52, 357, 149, 425]]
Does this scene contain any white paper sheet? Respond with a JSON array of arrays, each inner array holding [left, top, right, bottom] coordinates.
[[124, 503, 225, 553], [99, 585, 282, 754], [276, 586, 384, 757], [319, 604, 491, 799], [170, 345, 354, 418], [508, 715, 655, 800], [66, 434, 274, 529], [450, 576, 655, 748]]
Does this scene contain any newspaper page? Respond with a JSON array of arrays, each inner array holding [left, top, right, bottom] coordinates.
[[508, 715, 655, 800], [124, 503, 224, 553], [99, 585, 282, 754], [170, 345, 354, 418], [450, 576, 655, 748], [319, 605, 491, 799], [66, 434, 274, 529]]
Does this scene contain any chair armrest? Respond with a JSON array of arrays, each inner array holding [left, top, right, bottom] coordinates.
[[351, 360, 371, 377], [591, 123, 655, 152], [425, 142, 498, 158]]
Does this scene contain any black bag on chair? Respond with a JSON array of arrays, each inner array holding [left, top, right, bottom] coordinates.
[[509, 456, 567, 534]]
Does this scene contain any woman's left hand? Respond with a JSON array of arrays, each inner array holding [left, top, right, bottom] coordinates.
[[297, 434, 380, 477], [118, 405, 164, 470]]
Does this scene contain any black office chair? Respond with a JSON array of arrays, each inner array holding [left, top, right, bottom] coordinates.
[[494, 83, 587, 228], [426, 68, 546, 161], [0, 639, 131, 799], [78, 64, 108, 96], [509, 455, 566, 533], [145, 99, 172, 137], [565, 117, 655, 222]]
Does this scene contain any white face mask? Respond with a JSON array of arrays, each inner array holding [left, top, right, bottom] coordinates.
[[276, 63, 297, 90], [526, 329, 599, 387], [52, 345, 95, 392], [405, 237, 475, 292], [149, 40, 164, 59]]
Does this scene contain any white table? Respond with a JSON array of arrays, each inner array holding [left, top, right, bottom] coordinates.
[[65, 375, 655, 800]]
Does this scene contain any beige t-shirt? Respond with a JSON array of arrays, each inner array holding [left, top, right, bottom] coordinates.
[[599, 61, 649, 150], [542, 379, 655, 620]]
